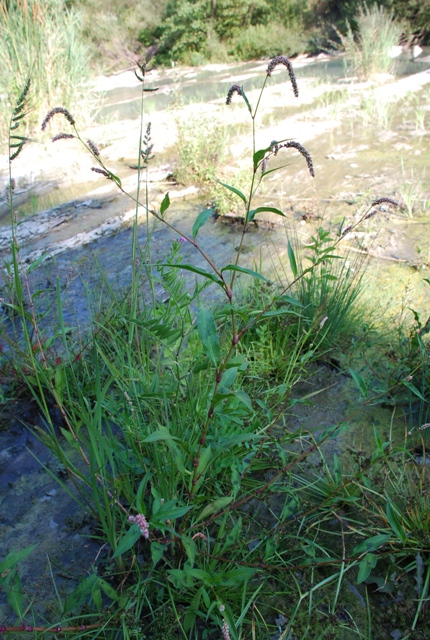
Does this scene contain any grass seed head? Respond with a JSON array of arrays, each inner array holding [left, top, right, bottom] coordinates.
[[275, 141, 315, 177], [226, 84, 243, 105], [91, 167, 110, 178], [266, 55, 299, 97], [52, 133, 75, 142], [41, 107, 75, 131], [86, 138, 100, 156], [370, 197, 400, 208]]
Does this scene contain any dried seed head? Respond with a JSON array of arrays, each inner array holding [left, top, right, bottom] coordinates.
[[226, 84, 243, 105], [86, 139, 100, 156], [41, 107, 75, 131], [341, 224, 353, 237], [266, 55, 299, 97], [52, 133, 75, 142], [370, 197, 400, 208], [276, 141, 314, 177], [91, 166, 110, 178]]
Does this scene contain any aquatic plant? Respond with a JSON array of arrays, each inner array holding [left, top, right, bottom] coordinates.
[[5, 57, 430, 640]]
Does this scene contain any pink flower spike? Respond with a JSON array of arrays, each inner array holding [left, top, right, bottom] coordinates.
[[128, 513, 150, 539]]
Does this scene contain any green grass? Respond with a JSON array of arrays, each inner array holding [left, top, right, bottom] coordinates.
[[336, 3, 404, 79], [0, 0, 93, 147]]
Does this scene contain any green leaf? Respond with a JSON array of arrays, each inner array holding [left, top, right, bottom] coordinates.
[[357, 553, 378, 584], [221, 264, 268, 282], [160, 192, 170, 215], [192, 208, 213, 238], [7, 572, 23, 618], [91, 586, 102, 611], [288, 241, 298, 278], [152, 504, 194, 523], [275, 294, 303, 307], [168, 568, 195, 589], [253, 148, 267, 169], [151, 541, 165, 567], [219, 367, 238, 392], [197, 496, 234, 522], [386, 501, 407, 543], [402, 380, 426, 402], [63, 574, 99, 614], [60, 427, 80, 449], [198, 308, 220, 365], [0, 545, 38, 574], [332, 453, 342, 486], [108, 171, 122, 188], [353, 534, 391, 556], [241, 88, 252, 115], [261, 162, 290, 178], [158, 263, 223, 286], [248, 206, 285, 221], [97, 578, 120, 602], [260, 308, 302, 319], [232, 390, 253, 411], [348, 368, 368, 399], [211, 567, 255, 586], [196, 446, 213, 475], [111, 524, 142, 559], [181, 536, 197, 566], [142, 427, 178, 443], [218, 180, 247, 204]]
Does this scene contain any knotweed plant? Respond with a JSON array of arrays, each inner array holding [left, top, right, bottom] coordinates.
[[6, 58, 424, 640]]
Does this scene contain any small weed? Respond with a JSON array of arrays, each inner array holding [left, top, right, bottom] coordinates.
[[398, 163, 429, 219]]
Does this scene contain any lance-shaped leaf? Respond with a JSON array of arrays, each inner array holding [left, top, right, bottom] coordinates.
[[196, 496, 234, 522], [218, 180, 247, 204], [288, 241, 298, 278], [112, 524, 142, 559], [402, 379, 426, 402], [158, 263, 223, 286], [192, 208, 213, 238], [241, 87, 252, 115], [353, 534, 391, 556], [386, 501, 406, 543], [248, 206, 285, 222], [357, 553, 378, 584], [160, 192, 170, 215], [253, 147, 269, 169], [221, 264, 269, 282], [198, 308, 220, 365]]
